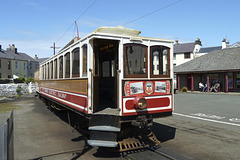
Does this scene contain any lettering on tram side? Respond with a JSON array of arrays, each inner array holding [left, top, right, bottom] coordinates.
[[58, 92, 67, 99], [49, 90, 57, 96], [191, 113, 225, 120]]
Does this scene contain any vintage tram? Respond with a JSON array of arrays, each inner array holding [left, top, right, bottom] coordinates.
[[35, 26, 174, 150]]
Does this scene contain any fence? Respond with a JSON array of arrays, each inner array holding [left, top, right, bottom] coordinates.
[[0, 111, 14, 160]]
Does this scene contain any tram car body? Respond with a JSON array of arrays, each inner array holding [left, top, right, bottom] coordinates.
[[35, 26, 174, 148]]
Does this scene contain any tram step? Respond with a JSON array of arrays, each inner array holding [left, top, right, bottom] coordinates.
[[89, 114, 120, 132], [88, 130, 118, 147]]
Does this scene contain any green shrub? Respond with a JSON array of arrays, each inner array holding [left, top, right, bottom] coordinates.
[[16, 86, 22, 95], [181, 87, 188, 92], [25, 77, 34, 84], [14, 76, 25, 83]]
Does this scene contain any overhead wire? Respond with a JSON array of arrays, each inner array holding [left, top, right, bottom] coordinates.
[[122, 0, 183, 26], [55, 0, 98, 44]]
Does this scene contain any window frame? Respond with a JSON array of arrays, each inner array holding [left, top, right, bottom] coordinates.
[[150, 45, 170, 78], [124, 43, 148, 78], [72, 47, 80, 77], [184, 52, 191, 59], [64, 52, 70, 78]]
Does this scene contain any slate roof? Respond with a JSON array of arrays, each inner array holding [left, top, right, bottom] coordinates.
[[0, 49, 37, 62], [198, 46, 222, 53], [174, 43, 195, 53], [174, 47, 240, 73]]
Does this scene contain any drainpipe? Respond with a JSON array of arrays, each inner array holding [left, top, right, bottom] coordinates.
[[178, 75, 180, 91], [191, 74, 194, 92], [207, 75, 210, 92], [225, 73, 228, 93]]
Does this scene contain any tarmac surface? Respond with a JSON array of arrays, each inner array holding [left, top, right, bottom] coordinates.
[[1, 92, 240, 159]]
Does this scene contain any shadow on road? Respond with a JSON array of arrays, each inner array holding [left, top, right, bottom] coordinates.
[[151, 122, 176, 143]]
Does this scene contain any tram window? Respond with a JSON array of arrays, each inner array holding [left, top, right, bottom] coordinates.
[[102, 61, 110, 77], [50, 61, 53, 79], [82, 44, 87, 77], [41, 66, 44, 80], [72, 48, 80, 77], [44, 64, 46, 80], [150, 46, 170, 77], [124, 44, 147, 78], [65, 52, 70, 78], [59, 56, 63, 78], [54, 59, 57, 79]]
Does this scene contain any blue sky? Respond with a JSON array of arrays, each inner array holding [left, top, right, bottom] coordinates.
[[0, 0, 240, 58]]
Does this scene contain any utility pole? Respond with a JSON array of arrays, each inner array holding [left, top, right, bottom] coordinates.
[[50, 43, 60, 55], [75, 21, 80, 40]]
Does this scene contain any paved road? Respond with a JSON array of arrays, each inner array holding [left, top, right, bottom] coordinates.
[[2, 93, 240, 159], [12, 96, 122, 160], [153, 93, 240, 160]]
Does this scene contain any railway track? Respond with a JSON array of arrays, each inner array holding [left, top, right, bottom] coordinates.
[[123, 148, 178, 160]]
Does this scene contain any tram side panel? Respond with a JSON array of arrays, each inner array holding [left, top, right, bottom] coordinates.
[[38, 79, 89, 114]]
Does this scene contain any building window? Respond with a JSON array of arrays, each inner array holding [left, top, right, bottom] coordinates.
[[8, 61, 11, 69], [184, 52, 191, 59], [59, 56, 63, 78], [30, 63, 32, 69], [72, 48, 80, 77], [15, 61, 18, 69], [0, 73, 1, 78], [150, 46, 170, 77], [228, 72, 233, 89], [236, 73, 240, 89], [0, 59, 1, 68], [124, 44, 148, 78], [24, 63, 26, 70], [82, 44, 87, 77], [65, 52, 70, 78], [173, 53, 176, 60], [8, 75, 11, 78]]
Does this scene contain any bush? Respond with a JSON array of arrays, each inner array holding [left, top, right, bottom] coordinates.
[[181, 87, 188, 93], [16, 86, 22, 95], [14, 76, 25, 83], [25, 77, 34, 84]]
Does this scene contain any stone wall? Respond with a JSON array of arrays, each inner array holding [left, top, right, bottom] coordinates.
[[0, 83, 36, 97]]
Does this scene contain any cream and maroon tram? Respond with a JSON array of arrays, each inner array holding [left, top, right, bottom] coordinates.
[[35, 26, 174, 148]]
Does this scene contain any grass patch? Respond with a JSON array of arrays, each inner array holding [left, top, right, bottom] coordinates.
[[0, 102, 21, 113]]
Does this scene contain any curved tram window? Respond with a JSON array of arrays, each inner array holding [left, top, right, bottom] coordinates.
[[151, 46, 170, 77], [82, 44, 87, 77], [124, 44, 147, 78], [65, 52, 70, 78], [72, 48, 80, 77], [59, 56, 63, 78]]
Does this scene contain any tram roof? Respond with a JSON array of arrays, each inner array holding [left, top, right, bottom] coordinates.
[[41, 26, 173, 64], [90, 26, 174, 42]]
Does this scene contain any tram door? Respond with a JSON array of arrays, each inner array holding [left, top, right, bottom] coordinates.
[[93, 39, 119, 112]]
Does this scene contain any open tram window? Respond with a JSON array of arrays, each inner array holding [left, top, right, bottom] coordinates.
[[150, 46, 170, 77], [72, 48, 80, 77], [59, 56, 63, 78], [124, 44, 148, 78], [82, 44, 87, 77], [50, 61, 53, 79], [54, 59, 57, 79], [65, 52, 70, 78]]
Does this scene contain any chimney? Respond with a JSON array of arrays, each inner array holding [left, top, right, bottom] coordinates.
[[195, 38, 202, 46], [222, 38, 227, 49], [34, 54, 38, 59], [175, 40, 179, 44], [194, 38, 202, 54]]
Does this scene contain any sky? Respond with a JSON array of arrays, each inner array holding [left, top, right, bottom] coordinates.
[[0, 0, 240, 58]]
